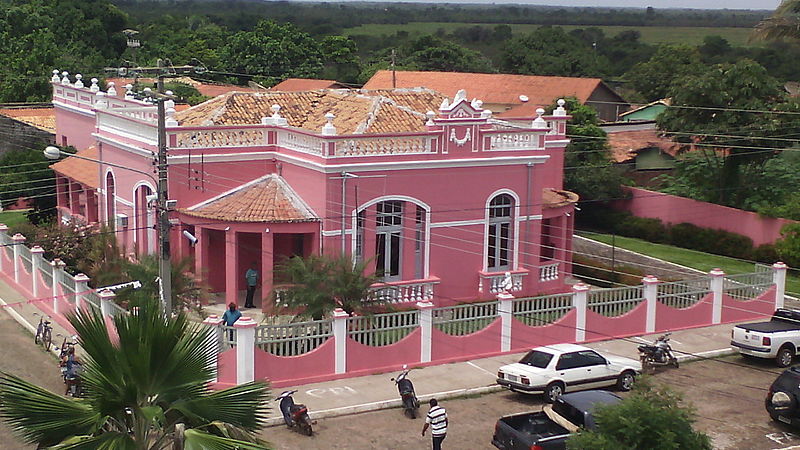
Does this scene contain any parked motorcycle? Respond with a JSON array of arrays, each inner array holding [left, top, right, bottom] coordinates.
[[276, 390, 313, 436], [59, 336, 84, 397], [638, 332, 679, 372], [391, 364, 420, 419]]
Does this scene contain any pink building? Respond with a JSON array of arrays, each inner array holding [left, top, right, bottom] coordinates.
[[49, 70, 577, 309]]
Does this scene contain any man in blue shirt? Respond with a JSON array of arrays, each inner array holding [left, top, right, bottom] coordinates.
[[244, 262, 258, 308], [222, 302, 241, 342]]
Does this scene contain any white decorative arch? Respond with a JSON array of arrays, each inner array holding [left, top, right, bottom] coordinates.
[[132, 181, 157, 253], [104, 168, 116, 223], [483, 189, 521, 272], [352, 195, 432, 279]]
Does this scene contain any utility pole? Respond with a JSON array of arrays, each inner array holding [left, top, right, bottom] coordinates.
[[156, 74, 172, 313], [391, 49, 397, 89]]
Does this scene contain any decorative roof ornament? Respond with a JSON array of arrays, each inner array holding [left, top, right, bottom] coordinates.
[[439, 98, 449, 110], [164, 90, 175, 110], [453, 89, 467, 104], [51, 70, 61, 83], [481, 109, 492, 119], [74, 74, 84, 88], [425, 110, 436, 126], [271, 104, 287, 126], [89, 78, 99, 92], [106, 82, 117, 97], [321, 112, 336, 136], [553, 98, 567, 117], [124, 84, 134, 99], [471, 98, 483, 110], [165, 107, 178, 127], [532, 108, 547, 128], [61, 71, 70, 85], [95, 91, 108, 108]]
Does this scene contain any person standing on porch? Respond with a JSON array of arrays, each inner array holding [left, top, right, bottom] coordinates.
[[244, 262, 258, 308], [222, 303, 241, 342]]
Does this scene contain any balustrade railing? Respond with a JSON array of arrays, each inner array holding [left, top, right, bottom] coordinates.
[[58, 274, 76, 307], [171, 127, 266, 149], [724, 271, 773, 301], [657, 278, 709, 309], [334, 135, 432, 156], [481, 272, 526, 294], [255, 319, 333, 356], [18, 245, 32, 274], [34, 253, 52, 287], [277, 130, 326, 156], [372, 280, 436, 304], [539, 263, 559, 282], [433, 301, 498, 336], [347, 310, 418, 346], [512, 293, 573, 327], [488, 131, 542, 151], [82, 290, 101, 314], [588, 286, 644, 317]]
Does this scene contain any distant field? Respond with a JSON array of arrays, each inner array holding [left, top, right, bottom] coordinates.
[[344, 22, 759, 47]]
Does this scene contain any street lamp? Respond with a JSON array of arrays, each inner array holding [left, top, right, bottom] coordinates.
[[44, 146, 173, 313]]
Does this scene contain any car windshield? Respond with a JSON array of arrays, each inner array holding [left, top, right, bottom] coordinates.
[[519, 350, 553, 368]]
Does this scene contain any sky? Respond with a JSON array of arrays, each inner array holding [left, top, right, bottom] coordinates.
[[318, 0, 781, 11]]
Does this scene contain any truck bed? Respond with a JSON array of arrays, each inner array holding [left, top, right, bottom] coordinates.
[[736, 321, 800, 333], [500, 412, 569, 440]]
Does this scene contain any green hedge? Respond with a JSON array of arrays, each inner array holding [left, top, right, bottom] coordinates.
[[578, 206, 778, 264]]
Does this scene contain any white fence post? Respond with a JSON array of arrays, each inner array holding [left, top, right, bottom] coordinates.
[[710, 268, 725, 324], [572, 283, 589, 342], [12, 233, 25, 284], [0, 224, 6, 272], [773, 262, 788, 310], [234, 317, 257, 384], [99, 289, 115, 319], [498, 292, 514, 352], [51, 259, 66, 314], [203, 314, 225, 383], [643, 275, 659, 333], [333, 308, 348, 374], [417, 301, 434, 363], [73, 273, 89, 312], [30, 246, 44, 297]]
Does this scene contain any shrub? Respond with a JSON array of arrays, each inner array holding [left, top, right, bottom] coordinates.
[[573, 255, 645, 287]]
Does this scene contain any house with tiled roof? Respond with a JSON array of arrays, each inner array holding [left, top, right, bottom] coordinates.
[[0, 105, 55, 155], [363, 70, 630, 122], [271, 78, 347, 91], [47, 69, 577, 308]]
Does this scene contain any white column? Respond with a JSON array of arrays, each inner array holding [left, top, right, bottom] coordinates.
[[99, 289, 115, 319], [710, 268, 725, 324], [572, 283, 589, 342], [30, 246, 44, 297], [12, 233, 25, 284], [52, 259, 66, 314], [773, 262, 788, 310], [333, 308, 349, 374], [234, 316, 257, 384], [642, 275, 659, 333], [73, 273, 90, 312], [497, 292, 514, 352], [203, 315, 225, 382], [0, 224, 7, 272], [417, 301, 434, 363]]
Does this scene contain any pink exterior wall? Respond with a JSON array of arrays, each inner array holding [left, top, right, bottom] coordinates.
[[655, 295, 714, 331], [584, 303, 648, 342], [54, 107, 95, 151], [254, 338, 336, 385], [510, 310, 577, 350], [346, 329, 421, 372], [216, 348, 237, 387], [430, 319, 503, 361], [613, 187, 797, 246], [721, 286, 777, 323]]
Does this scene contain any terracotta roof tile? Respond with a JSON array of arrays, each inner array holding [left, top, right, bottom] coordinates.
[[0, 107, 56, 133], [543, 188, 579, 208], [363, 70, 604, 109], [182, 174, 319, 223], [271, 78, 345, 91], [175, 88, 446, 134], [50, 146, 100, 188], [606, 128, 680, 163]]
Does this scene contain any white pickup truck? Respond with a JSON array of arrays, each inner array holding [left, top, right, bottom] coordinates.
[[731, 309, 800, 367]]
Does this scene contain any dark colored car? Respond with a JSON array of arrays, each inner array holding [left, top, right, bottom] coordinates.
[[766, 366, 800, 426]]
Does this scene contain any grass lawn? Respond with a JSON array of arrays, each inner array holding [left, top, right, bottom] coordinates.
[[0, 210, 29, 228], [577, 231, 800, 297], [344, 23, 760, 47]]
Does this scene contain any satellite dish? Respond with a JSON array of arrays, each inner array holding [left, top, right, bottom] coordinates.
[[519, 95, 529, 102], [117, 67, 128, 77]]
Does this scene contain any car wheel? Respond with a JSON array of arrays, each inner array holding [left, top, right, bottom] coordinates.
[[616, 371, 636, 391], [777, 346, 795, 368], [544, 382, 564, 403]]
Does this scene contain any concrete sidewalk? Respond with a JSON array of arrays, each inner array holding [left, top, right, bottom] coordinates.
[[263, 322, 738, 426]]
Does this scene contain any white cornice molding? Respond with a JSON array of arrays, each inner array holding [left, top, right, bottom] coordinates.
[[52, 100, 95, 117]]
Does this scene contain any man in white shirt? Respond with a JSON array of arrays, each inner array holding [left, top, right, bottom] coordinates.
[[421, 398, 447, 450]]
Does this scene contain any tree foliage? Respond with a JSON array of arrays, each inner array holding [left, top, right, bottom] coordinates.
[[0, 296, 270, 449], [502, 27, 604, 77], [753, 0, 800, 42], [625, 45, 702, 102], [567, 377, 712, 450], [0, 148, 56, 224]]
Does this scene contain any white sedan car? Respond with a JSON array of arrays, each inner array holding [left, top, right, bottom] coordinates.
[[496, 343, 642, 402]]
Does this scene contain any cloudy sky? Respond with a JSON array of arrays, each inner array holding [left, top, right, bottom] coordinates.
[[320, 0, 780, 10]]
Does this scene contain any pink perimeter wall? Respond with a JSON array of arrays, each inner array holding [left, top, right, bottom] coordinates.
[[721, 287, 776, 323], [346, 329, 421, 372], [584, 303, 647, 342], [431, 319, 502, 361], [510, 310, 577, 350], [655, 295, 714, 331], [254, 338, 336, 385], [613, 187, 796, 246], [216, 348, 237, 386]]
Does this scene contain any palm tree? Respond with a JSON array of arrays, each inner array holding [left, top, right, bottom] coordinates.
[[116, 254, 209, 313], [0, 297, 270, 449], [754, 0, 800, 41], [274, 254, 381, 320]]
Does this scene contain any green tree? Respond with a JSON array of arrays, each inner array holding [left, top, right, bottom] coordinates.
[[114, 254, 209, 313], [0, 296, 270, 449], [567, 377, 711, 450], [501, 27, 605, 77], [625, 45, 702, 102], [775, 223, 800, 268], [754, 0, 800, 41], [275, 254, 380, 320], [0, 148, 56, 224]]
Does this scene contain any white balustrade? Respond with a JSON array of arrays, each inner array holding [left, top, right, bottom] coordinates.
[[277, 130, 326, 156], [171, 128, 266, 149], [481, 272, 526, 294], [539, 263, 559, 282], [372, 280, 437, 304], [488, 131, 542, 150], [335, 135, 432, 156]]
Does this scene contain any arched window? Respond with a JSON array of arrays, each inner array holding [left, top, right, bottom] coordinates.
[[487, 194, 513, 271], [105, 172, 116, 228], [375, 200, 403, 280]]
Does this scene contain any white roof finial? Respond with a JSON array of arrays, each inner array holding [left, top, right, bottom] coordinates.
[[453, 89, 467, 104], [321, 112, 336, 136], [51, 70, 61, 83], [89, 78, 99, 92], [554, 99, 567, 117], [61, 71, 70, 85], [165, 107, 178, 127], [426, 110, 436, 126], [271, 104, 287, 126], [124, 84, 134, 99], [532, 108, 547, 128], [164, 90, 175, 110], [106, 81, 117, 97], [74, 74, 84, 88]]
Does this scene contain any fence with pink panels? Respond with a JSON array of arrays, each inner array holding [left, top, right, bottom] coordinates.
[[211, 262, 788, 388], [612, 187, 797, 246]]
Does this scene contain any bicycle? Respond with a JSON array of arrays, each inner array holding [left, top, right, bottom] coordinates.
[[34, 316, 53, 352]]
